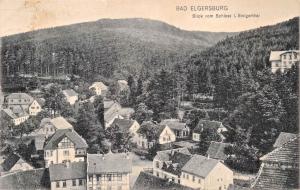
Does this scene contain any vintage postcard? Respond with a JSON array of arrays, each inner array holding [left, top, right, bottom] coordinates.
[[0, 0, 299, 189]]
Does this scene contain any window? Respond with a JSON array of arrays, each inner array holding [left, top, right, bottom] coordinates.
[[198, 179, 201, 184], [107, 174, 112, 181], [294, 54, 297, 59], [63, 150, 69, 156], [156, 172, 159, 177], [192, 176, 195, 182], [187, 174, 189, 180], [183, 173, 185, 178], [62, 181, 66, 188], [72, 180, 76, 186], [56, 181, 60, 188], [50, 161, 53, 165], [156, 161, 159, 168], [117, 174, 122, 181], [289, 54, 292, 60], [79, 179, 83, 186], [89, 175, 93, 181], [50, 150, 53, 156], [60, 138, 73, 148]]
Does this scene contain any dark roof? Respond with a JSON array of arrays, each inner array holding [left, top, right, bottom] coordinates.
[[0, 168, 50, 189], [104, 101, 122, 123], [111, 118, 136, 133], [87, 152, 132, 174], [251, 166, 299, 190], [133, 171, 193, 190], [160, 119, 187, 131], [137, 122, 169, 139], [273, 132, 297, 148], [163, 152, 192, 176], [194, 120, 223, 133], [181, 155, 220, 178], [260, 136, 299, 163], [6, 93, 34, 105], [44, 129, 88, 150], [206, 141, 232, 160], [155, 148, 191, 162], [1, 153, 21, 171], [50, 116, 73, 129], [49, 162, 86, 181]]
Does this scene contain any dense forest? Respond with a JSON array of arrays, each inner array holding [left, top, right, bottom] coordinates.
[[0, 18, 233, 83]]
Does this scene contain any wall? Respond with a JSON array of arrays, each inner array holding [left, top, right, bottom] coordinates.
[[51, 179, 86, 190], [87, 173, 130, 190], [29, 100, 42, 116], [192, 132, 200, 141], [158, 127, 176, 144]]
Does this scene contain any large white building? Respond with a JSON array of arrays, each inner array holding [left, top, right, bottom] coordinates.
[[44, 129, 88, 168], [269, 50, 299, 73], [87, 152, 132, 190]]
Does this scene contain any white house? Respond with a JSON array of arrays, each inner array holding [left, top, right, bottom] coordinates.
[[0, 153, 34, 174], [49, 162, 86, 190], [269, 50, 299, 73], [62, 89, 78, 105], [28, 99, 42, 116], [44, 129, 88, 168], [192, 120, 227, 142], [136, 122, 176, 149], [181, 155, 233, 190], [110, 118, 140, 144], [87, 152, 132, 190], [89, 82, 108, 96], [1, 107, 29, 126], [160, 119, 190, 139]]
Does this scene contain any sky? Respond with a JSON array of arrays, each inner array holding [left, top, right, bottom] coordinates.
[[0, 0, 299, 37]]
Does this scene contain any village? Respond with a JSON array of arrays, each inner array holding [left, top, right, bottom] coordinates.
[[0, 49, 298, 190]]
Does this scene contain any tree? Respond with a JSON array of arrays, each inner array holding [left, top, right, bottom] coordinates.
[[43, 84, 65, 117], [198, 128, 222, 155], [105, 124, 132, 151], [93, 96, 104, 127], [132, 103, 153, 124]]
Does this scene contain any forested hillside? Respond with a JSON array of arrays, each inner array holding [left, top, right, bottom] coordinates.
[[1, 18, 233, 81]]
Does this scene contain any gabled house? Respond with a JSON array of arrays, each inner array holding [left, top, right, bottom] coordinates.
[[192, 120, 227, 142], [44, 129, 88, 168], [181, 155, 233, 190], [62, 89, 78, 105], [104, 100, 123, 129], [1, 107, 29, 126], [89, 82, 108, 96], [273, 132, 297, 148], [87, 152, 132, 190], [0, 153, 34, 174], [110, 118, 140, 143], [5, 93, 42, 116], [136, 122, 176, 149], [160, 119, 190, 139], [49, 162, 86, 190], [251, 136, 299, 190], [206, 141, 232, 162], [269, 50, 299, 73], [153, 148, 191, 183]]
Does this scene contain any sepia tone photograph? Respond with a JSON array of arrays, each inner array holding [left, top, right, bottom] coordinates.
[[0, 0, 299, 189]]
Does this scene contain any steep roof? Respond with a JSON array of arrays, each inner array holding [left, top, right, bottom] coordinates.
[[155, 148, 191, 162], [273, 132, 297, 148], [44, 129, 88, 150], [133, 171, 193, 190], [160, 119, 187, 131], [1, 153, 32, 171], [49, 162, 86, 181], [194, 120, 223, 133], [50, 117, 73, 129], [181, 155, 219, 178], [87, 153, 132, 174], [90, 82, 108, 91], [163, 152, 192, 176], [260, 136, 299, 163], [137, 122, 169, 140], [110, 118, 136, 133], [2, 108, 17, 119], [6, 93, 33, 104], [0, 168, 50, 189], [269, 50, 299, 61], [206, 141, 232, 160], [104, 101, 122, 123], [11, 105, 28, 117], [62, 89, 78, 97], [35, 135, 46, 151]]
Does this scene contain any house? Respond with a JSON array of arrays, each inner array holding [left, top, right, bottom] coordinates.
[[251, 136, 299, 189], [104, 100, 123, 129], [34, 117, 74, 137], [133, 171, 194, 190], [44, 129, 88, 167], [117, 80, 129, 92], [0, 153, 34, 174], [49, 162, 86, 190], [160, 119, 190, 139], [192, 120, 227, 142], [206, 141, 232, 161], [181, 155, 233, 190], [89, 82, 108, 96], [136, 122, 176, 149], [153, 148, 191, 183], [110, 118, 140, 143], [273, 132, 297, 148], [62, 89, 78, 105], [5, 93, 42, 116], [269, 50, 299, 73], [1, 107, 29, 126], [87, 152, 132, 190]]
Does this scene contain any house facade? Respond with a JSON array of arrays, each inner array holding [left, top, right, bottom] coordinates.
[[63, 89, 78, 105], [28, 99, 42, 115], [160, 119, 190, 139], [49, 162, 86, 190], [89, 82, 108, 96], [1, 108, 29, 126], [181, 155, 233, 190], [44, 129, 88, 168], [269, 50, 299, 73], [87, 153, 132, 190]]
